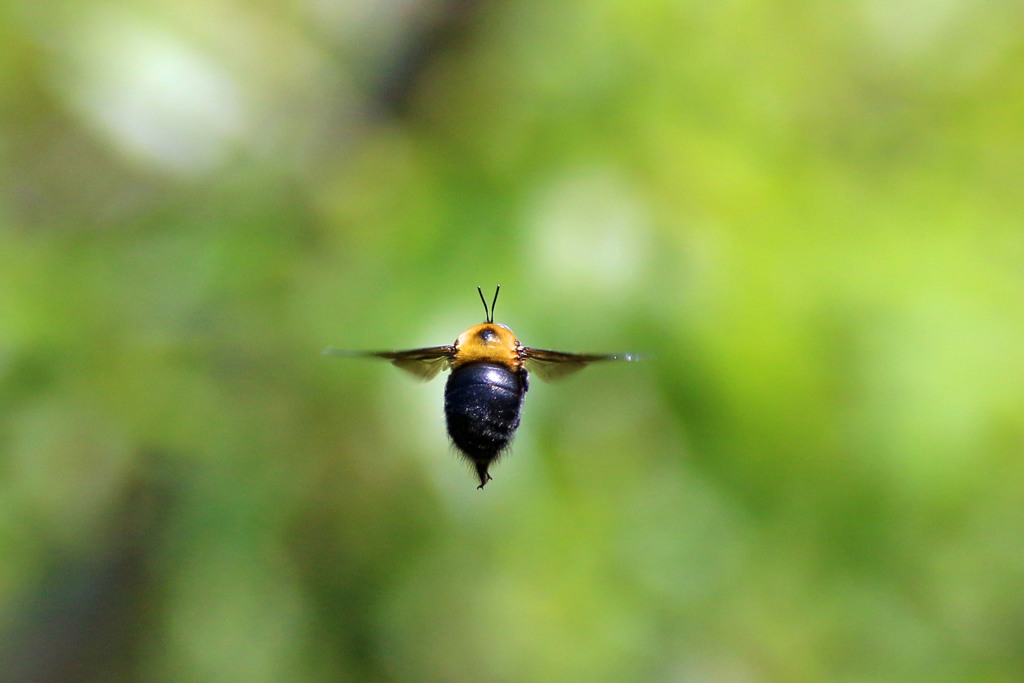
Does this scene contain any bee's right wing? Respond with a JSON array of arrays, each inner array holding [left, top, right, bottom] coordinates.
[[323, 346, 455, 380], [521, 347, 640, 381]]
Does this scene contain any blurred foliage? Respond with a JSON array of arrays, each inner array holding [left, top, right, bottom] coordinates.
[[2, 0, 1024, 681]]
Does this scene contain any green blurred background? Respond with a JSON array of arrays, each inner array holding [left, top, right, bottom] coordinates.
[[2, 0, 1023, 681]]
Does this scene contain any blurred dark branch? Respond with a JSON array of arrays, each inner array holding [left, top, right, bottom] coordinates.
[[370, 0, 488, 117], [0, 455, 178, 683]]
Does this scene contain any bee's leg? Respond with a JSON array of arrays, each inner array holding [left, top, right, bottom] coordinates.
[[474, 461, 493, 489]]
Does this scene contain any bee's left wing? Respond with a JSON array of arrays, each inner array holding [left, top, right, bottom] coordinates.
[[521, 347, 640, 381], [323, 346, 455, 380]]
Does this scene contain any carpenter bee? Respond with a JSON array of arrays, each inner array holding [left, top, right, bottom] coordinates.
[[324, 287, 638, 488]]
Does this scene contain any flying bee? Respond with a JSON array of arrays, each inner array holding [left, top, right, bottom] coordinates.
[[324, 286, 638, 489]]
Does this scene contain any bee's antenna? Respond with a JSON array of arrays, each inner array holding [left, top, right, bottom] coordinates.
[[476, 285, 501, 323], [490, 285, 500, 323], [477, 286, 490, 323]]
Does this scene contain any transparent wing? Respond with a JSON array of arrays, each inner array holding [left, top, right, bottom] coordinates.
[[323, 345, 455, 380], [521, 347, 640, 381]]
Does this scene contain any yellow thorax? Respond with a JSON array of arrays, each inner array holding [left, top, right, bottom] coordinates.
[[452, 323, 522, 370]]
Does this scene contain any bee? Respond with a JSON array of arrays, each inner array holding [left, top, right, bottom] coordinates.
[[324, 287, 638, 489]]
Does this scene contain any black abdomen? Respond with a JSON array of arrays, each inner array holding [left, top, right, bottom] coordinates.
[[444, 363, 527, 488]]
